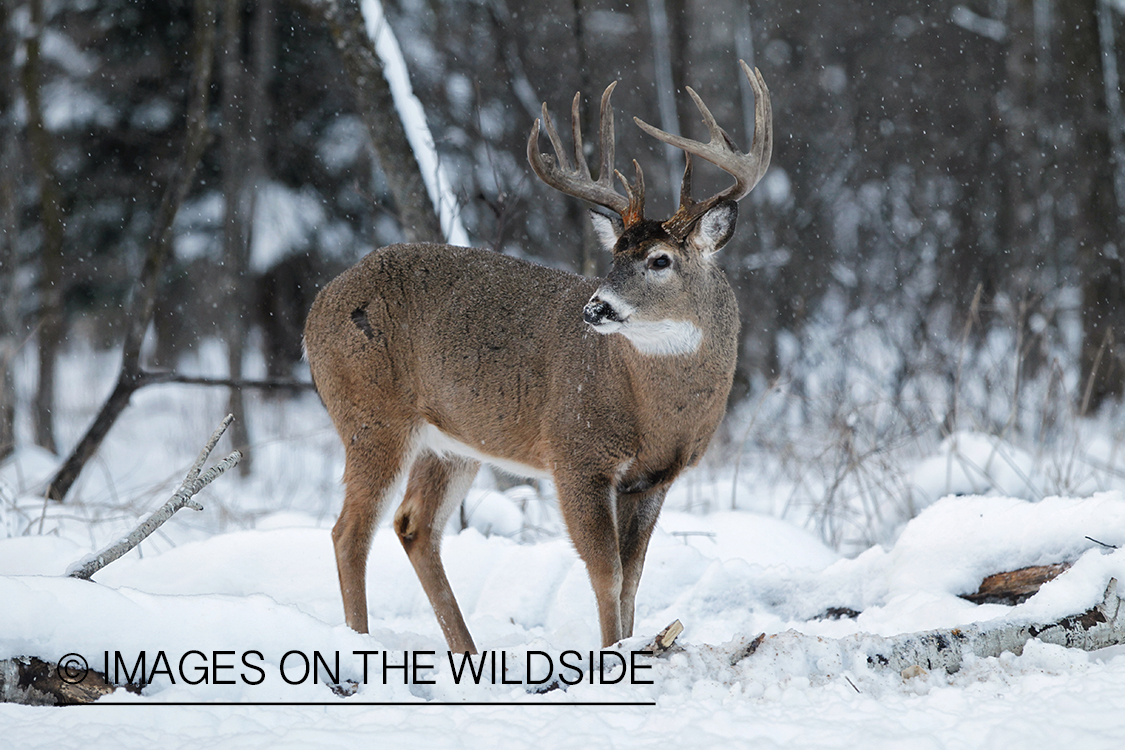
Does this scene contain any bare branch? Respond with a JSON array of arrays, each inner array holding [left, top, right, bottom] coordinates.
[[66, 416, 241, 581], [140, 371, 316, 392]]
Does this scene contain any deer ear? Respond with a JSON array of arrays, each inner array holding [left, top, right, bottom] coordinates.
[[688, 200, 738, 256], [589, 210, 623, 253]]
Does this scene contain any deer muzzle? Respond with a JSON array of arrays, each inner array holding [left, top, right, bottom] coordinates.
[[583, 295, 627, 329]]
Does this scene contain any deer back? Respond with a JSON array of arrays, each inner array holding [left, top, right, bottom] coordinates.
[[304, 237, 737, 483]]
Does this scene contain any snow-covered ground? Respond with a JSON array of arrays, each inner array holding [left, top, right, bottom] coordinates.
[[2, 344, 1125, 748]]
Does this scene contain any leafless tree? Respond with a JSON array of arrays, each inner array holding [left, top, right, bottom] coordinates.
[[295, 0, 444, 244], [1060, 0, 1125, 411], [0, 0, 18, 459], [20, 0, 65, 453], [46, 0, 220, 502], [220, 0, 254, 474]]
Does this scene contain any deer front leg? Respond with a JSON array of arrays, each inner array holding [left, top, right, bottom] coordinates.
[[615, 486, 668, 638], [555, 473, 624, 647]]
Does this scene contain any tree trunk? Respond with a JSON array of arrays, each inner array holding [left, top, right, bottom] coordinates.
[[0, 0, 18, 460], [296, 0, 444, 244], [45, 0, 219, 502], [570, 0, 600, 278], [221, 0, 252, 475], [1061, 0, 1125, 411], [21, 0, 65, 454]]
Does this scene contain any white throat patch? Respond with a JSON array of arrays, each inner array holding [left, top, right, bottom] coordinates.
[[619, 318, 703, 356], [586, 288, 702, 356]]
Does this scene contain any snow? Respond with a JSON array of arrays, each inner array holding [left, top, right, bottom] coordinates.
[[2, 347, 1125, 748]]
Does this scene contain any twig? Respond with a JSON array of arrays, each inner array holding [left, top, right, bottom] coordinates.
[[948, 283, 983, 435], [65, 415, 241, 581], [1080, 327, 1113, 418], [669, 530, 717, 544]]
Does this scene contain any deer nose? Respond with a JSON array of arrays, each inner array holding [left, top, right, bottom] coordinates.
[[584, 298, 620, 325]]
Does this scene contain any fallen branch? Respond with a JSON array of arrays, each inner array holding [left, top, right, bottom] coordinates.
[[66, 415, 242, 581], [640, 619, 685, 656], [817, 561, 1076, 617]]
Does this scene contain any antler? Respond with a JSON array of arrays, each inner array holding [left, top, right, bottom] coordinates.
[[528, 82, 647, 228], [634, 60, 773, 239]]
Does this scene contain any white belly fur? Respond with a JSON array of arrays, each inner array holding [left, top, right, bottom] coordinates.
[[418, 423, 552, 480]]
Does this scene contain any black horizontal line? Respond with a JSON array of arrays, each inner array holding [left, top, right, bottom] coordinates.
[[80, 701, 657, 707]]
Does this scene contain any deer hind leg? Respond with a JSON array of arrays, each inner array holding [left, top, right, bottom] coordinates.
[[333, 423, 414, 634], [616, 487, 668, 638], [395, 450, 480, 653], [556, 474, 624, 647]]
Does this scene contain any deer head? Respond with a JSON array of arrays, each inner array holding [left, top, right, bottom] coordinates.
[[529, 60, 772, 355]]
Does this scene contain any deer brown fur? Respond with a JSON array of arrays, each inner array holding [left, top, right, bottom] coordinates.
[[304, 61, 772, 652]]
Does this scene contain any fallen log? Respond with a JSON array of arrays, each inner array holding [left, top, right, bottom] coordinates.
[[740, 577, 1123, 678], [0, 656, 116, 706], [960, 563, 1073, 606]]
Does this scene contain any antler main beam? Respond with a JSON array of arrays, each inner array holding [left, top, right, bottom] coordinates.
[[528, 82, 646, 227], [635, 60, 773, 236]]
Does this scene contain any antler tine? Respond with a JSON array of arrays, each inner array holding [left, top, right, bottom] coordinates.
[[678, 153, 694, 212], [633, 60, 773, 233], [570, 92, 591, 181], [597, 82, 617, 188], [744, 61, 774, 190], [684, 85, 737, 156], [539, 101, 573, 173], [527, 82, 633, 219], [615, 159, 646, 227]]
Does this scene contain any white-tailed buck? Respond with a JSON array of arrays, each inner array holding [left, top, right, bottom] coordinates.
[[304, 61, 772, 652]]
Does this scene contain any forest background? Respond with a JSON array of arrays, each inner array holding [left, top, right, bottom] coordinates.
[[2, 0, 1125, 547]]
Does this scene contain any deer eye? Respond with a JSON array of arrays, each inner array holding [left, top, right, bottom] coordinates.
[[647, 254, 672, 270]]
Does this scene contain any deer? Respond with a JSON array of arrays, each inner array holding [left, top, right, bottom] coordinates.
[[303, 61, 772, 653]]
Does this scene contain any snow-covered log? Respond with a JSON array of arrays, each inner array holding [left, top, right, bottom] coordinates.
[[738, 577, 1123, 678], [65, 415, 241, 581], [0, 656, 115, 706]]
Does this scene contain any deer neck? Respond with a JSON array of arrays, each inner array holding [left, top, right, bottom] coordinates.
[[613, 327, 733, 429]]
